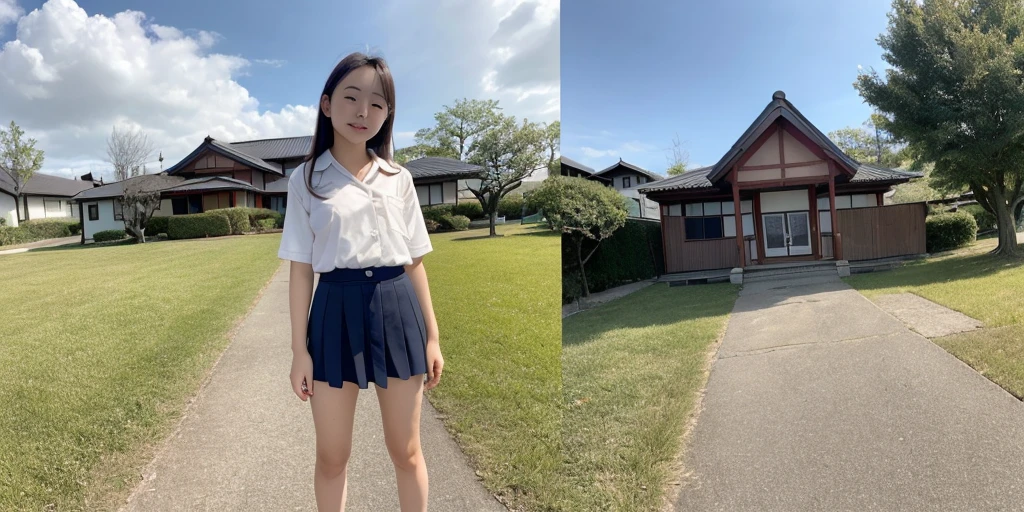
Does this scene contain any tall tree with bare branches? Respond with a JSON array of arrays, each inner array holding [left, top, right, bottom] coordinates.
[[107, 126, 158, 243]]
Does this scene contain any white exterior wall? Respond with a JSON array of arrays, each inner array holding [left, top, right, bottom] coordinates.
[[760, 190, 809, 213], [25, 196, 76, 221], [152, 198, 174, 217], [0, 193, 17, 227], [81, 199, 125, 242]]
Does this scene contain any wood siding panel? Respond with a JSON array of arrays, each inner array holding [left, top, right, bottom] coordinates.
[[663, 217, 741, 272], [835, 203, 927, 261]]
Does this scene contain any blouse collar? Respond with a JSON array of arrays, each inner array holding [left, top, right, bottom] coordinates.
[[312, 147, 401, 178]]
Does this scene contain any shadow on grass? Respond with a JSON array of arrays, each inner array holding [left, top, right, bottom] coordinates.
[[845, 251, 1024, 292], [563, 282, 739, 347]]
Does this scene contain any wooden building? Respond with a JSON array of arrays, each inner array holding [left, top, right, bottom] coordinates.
[[638, 91, 927, 274]]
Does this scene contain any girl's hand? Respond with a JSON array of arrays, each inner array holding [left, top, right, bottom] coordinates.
[[424, 341, 443, 391], [291, 352, 315, 401]]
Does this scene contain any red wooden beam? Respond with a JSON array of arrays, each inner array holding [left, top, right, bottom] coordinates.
[[735, 114, 785, 170], [737, 176, 830, 189], [740, 159, 825, 172], [778, 124, 786, 180], [660, 201, 668, 275], [753, 192, 765, 264], [732, 167, 745, 268]]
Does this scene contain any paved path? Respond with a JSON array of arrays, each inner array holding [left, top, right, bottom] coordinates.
[[122, 263, 504, 512], [675, 276, 1024, 512], [0, 235, 78, 255]]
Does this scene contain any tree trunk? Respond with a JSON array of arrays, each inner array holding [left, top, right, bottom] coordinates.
[[993, 198, 1019, 257], [575, 236, 590, 298], [490, 210, 497, 237]]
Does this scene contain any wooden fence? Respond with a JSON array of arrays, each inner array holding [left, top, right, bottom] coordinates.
[[835, 203, 927, 261]]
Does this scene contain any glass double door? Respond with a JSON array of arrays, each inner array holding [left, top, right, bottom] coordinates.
[[762, 211, 811, 257]]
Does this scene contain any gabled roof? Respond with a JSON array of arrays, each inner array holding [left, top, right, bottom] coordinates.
[[160, 176, 263, 194], [560, 156, 596, 174], [593, 159, 664, 182], [73, 174, 186, 200], [706, 91, 860, 183], [228, 136, 311, 160], [637, 163, 921, 194], [0, 171, 96, 198], [402, 157, 483, 180], [165, 136, 284, 176]]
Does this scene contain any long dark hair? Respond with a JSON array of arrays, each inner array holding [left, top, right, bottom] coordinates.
[[305, 52, 396, 200]]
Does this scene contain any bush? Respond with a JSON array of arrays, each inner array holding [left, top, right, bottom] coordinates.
[[21, 218, 75, 239], [421, 204, 455, 223], [256, 218, 277, 230], [424, 218, 440, 232], [0, 226, 32, 246], [209, 207, 251, 235], [236, 207, 283, 228], [497, 194, 526, 220], [439, 214, 471, 231], [452, 201, 485, 220], [167, 212, 232, 240], [960, 204, 996, 232], [93, 229, 127, 243], [926, 211, 977, 253], [146, 216, 170, 235]]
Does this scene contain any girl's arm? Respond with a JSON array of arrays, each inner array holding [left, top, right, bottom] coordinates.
[[404, 257, 439, 344], [289, 261, 316, 353]]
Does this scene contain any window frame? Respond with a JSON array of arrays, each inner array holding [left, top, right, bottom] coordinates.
[[87, 204, 99, 221]]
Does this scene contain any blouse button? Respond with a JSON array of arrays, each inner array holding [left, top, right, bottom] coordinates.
[[365, 270, 373, 277], [370, 229, 379, 237]]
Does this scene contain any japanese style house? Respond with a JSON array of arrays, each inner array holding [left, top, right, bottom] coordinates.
[[637, 91, 927, 274]]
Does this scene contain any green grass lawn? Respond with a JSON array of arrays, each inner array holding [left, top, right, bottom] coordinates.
[[421, 223, 562, 511], [557, 283, 738, 512], [1, 222, 562, 512], [0, 235, 283, 511], [845, 235, 1024, 399]]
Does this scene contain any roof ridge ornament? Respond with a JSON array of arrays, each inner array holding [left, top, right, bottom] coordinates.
[[772, 90, 786, 100]]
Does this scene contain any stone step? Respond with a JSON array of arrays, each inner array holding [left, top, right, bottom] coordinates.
[[743, 267, 838, 283], [744, 264, 837, 279]]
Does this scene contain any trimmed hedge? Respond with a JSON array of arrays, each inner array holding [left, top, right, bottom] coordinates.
[[257, 218, 277, 230], [562, 218, 664, 304], [421, 204, 455, 223], [167, 212, 232, 240], [497, 194, 526, 220], [960, 204, 996, 232], [21, 219, 75, 239], [93, 229, 127, 243], [212, 208, 251, 235], [0, 226, 33, 246], [145, 216, 169, 235], [926, 211, 977, 253]]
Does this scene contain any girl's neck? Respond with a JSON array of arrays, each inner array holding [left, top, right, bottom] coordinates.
[[329, 135, 371, 177]]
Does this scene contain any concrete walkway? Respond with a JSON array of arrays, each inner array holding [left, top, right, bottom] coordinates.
[[562, 279, 655, 318], [675, 277, 1024, 511], [121, 263, 504, 512], [0, 235, 79, 255]]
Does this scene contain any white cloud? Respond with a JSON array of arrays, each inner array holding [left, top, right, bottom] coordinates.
[[393, 130, 416, 147], [0, 0, 316, 180], [253, 58, 286, 68], [0, 0, 22, 30]]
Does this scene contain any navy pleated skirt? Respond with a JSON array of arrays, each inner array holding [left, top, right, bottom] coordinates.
[[306, 266, 428, 389]]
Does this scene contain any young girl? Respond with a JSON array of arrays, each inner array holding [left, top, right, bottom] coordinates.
[[277, 52, 443, 512]]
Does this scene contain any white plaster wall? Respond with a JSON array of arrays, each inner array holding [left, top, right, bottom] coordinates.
[[745, 131, 781, 166], [82, 199, 125, 241], [760, 190, 809, 213], [782, 130, 818, 163], [0, 193, 17, 227], [738, 168, 782, 182], [152, 198, 174, 217]]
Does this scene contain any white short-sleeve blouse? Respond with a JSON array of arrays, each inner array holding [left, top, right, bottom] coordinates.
[[277, 148, 433, 273]]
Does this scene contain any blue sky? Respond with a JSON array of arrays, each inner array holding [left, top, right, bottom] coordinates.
[[0, 0, 558, 179], [561, 0, 897, 175]]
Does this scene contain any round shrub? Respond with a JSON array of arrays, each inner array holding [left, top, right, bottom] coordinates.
[[926, 211, 977, 253], [209, 207, 251, 235], [256, 218, 277, 230], [960, 204, 996, 232], [146, 216, 170, 235], [421, 204, 455, 223], [94, 229, 127, 243], [424, 218, 439, 232], [440, 214, 470, 231], [452, 201, 485, 220]]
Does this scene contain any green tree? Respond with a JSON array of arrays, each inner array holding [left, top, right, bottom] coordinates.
[[828, 116, 907, 168], [542, 120, 560, 176], [106, 126, 157, 243], [468, 114, 547, 237], [528, 175, 628, 298], [394, 144, 433, 165], [855, 0, 1024, 256], [414, 98, 501, 160], [666, 132, 689, 176], [0, 121, 45, 220]]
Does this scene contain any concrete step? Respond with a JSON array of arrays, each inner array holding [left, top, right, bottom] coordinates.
[[744, 263, 837, 278], [744, 267, 838, 283]]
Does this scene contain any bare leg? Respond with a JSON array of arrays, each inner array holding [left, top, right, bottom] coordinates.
[[310, 380, 360, 511], [375, 376, 428, 512]]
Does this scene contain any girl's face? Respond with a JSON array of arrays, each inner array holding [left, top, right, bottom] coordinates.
[[321, 65, 390, 147]]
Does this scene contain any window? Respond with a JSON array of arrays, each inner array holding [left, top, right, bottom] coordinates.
[[415, 184, 445, 206], [622, 176, 631, 189], [682, 200, 746, 241], [637, 176, 647, 184], [113, 200, 123, 221], [88, 204, 99, 221], [44, 199, 62, 214]]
